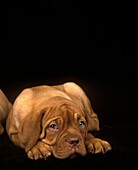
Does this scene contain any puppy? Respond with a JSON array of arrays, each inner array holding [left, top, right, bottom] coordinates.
[[6, 82, 111, 159], [0, 89, 12, 135]]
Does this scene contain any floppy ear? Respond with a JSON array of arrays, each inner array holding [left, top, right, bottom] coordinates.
[[63, 82, 100, 131], [17, 110, 44, 152], [6, 88, 45, 152]]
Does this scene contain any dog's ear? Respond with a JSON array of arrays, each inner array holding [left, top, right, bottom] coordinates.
[[6, 88, 45, 152], [18, 110, 44, 152], [63, 82, 100, 131]]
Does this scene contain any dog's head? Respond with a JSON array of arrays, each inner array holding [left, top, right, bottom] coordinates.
[[39, 97, 88, 159]]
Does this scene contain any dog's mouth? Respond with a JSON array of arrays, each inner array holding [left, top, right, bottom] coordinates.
[[68, 147, 86, 159], [68, 152, 81, 159], [51, 144, 87, 159]]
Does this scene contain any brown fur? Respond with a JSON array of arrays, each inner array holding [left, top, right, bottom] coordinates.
[[0, 89, 12, 135], [6, 82, 111, 160]]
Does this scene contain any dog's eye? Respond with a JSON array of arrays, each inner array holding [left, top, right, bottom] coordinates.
[[49, 123, 58, 131], [79, 120, 85, 127]]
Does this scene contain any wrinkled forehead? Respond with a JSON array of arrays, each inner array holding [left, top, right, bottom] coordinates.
[[54, 102, 85, 118], [43, 101, 86, 123]]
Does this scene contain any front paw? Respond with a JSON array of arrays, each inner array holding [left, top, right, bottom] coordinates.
[[27, 141, 52, 160], [87, 138, 112, 154]]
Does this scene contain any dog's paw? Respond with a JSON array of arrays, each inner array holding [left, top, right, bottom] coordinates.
[[86, 138, 112, 154], [27, 141, 52, 160]]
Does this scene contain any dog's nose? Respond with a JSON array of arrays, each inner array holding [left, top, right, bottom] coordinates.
[[66, 137, 80, 147]]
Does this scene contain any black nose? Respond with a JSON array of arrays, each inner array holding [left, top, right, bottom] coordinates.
[[66, 137, 80, 147]]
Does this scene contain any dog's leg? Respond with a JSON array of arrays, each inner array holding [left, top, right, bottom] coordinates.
[[85, 133, 112, 154], [27, 141, 52, 160]]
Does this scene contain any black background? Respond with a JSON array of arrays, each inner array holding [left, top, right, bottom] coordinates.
[[0, 1, 138, 170]]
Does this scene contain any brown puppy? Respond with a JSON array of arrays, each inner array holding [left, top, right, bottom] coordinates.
[[6, 82, 111, 160], [0, 89, 12, 135]]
